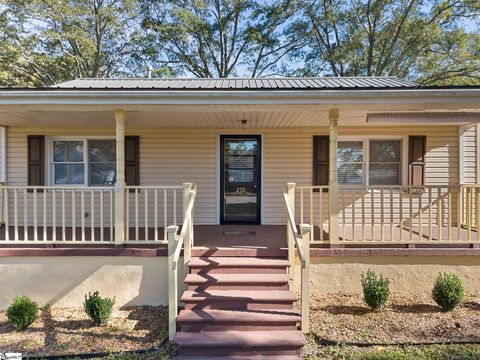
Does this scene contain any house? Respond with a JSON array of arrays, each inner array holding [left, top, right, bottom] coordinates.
[[0, 77, 479, 356]]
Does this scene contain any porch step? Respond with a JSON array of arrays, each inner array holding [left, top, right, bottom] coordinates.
[[176, 330, 305, 357], [188, 257, 290, 274], [177, 309, 301, 331], [181, 290, 297, 310], [185, 273, 290, 290], [175, 255, 305, 357]]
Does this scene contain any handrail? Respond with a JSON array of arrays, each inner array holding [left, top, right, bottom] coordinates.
[[172, 184, 197, 269], [168, 183, 197, 341], [282, 188, 306, 265], [282, 183, 311, 333]]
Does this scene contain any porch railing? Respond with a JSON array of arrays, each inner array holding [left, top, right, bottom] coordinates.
[[0, 184, 190, 243], [283, 183, 311, 333], [292, 183, 479, 244], [167, 183, 197, 340]]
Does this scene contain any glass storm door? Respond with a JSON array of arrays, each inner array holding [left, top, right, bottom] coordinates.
[[220, 135, 261, 224]]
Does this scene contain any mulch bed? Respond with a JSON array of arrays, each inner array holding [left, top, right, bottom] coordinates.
[[0, 306, 168, 357], [303, 292, 480, 358]]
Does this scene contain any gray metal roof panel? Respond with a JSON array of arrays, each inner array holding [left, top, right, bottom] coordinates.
[[52, 76, 418, 89]]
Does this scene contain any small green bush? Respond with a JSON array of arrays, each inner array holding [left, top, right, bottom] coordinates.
[[432, 272, 464, 311], [7, 296, 38, 331], [361, 269, 390, 311], [83, 291, 116, 326]]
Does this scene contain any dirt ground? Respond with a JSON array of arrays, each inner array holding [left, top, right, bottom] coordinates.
[[303, 292, 480, 358], [0, 306, 168, 357]]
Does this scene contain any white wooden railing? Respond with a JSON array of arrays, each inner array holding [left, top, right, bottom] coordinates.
[[168, 183, 197, 340], [283, 183, 311, 333], [125, 185, 185, 242], [294, 183, 479, 244], [0, 184, 191, 243], [0, 186, 115, 242]]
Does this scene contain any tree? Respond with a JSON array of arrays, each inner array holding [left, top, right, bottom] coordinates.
[[140, 0, 304, 78], [0, 0, 144, 87], [298, 0, 480, 84]]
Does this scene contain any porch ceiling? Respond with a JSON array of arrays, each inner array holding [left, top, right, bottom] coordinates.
[[0, 108, 479, 128]]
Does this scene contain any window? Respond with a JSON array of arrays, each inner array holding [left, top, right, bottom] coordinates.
[[337, 139, 403, 185], [51, 139, 116, 186]]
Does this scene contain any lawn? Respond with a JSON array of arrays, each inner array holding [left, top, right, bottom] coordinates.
[[0, 306, 168, 357]]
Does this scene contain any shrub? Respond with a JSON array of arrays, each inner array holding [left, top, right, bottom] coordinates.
[[361, 269, 390, 311], [83, 291, 116, 326], [432, 273, 464, 311], [7, 296, 39, 331]]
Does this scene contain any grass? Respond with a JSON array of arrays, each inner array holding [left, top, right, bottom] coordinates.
[[304, 343, 480, 360]]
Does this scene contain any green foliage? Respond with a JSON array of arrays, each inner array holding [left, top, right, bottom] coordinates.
[[83, 291, 116, 326], [432, 272, 464, 311], [361, 269, 390, 311], [6, 296, 39, 331]]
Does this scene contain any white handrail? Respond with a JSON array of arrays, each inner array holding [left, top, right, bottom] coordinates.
[[282, 183, 311, 333], [168, 183, 197, 341]]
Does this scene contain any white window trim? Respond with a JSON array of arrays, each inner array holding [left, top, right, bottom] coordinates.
[[338, 135, 408, 186], [46, 136, 115, 187]]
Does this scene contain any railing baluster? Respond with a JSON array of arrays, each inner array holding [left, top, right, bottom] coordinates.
[[409, 189, 413, 241], [309, 188, 313, 236], [4, 189, 9, 241], [14, 189, 18, 241], [145, 189, 149, 241], [418, 189, 422, 241], [81, 190, 85, 241], [428, 187, 432, 241], [72, 190, 76, 241], [125, 189, 130, 241], [43, 190, 47, 241], [351, 188, 355, 241], [380, 188, 384, 242], [457, 186, 462, 241], [448, 189, 452, 241], [399, 188, 403, 242], [467, 187, 471, 242], [100, 190, 104, 242], [341, 189, 346, 241], [164, 189, 167, 240], [300, 188, 304, 224], [319, 188, 323, 242], [361, 188, 365, 241], [33, 189, 38, 241], [173, 189, 177, 225], [371, 188, 375, 241], [476, 188, 480, 242], [90, 190, 95, 241], [135, 188, 139, 241], [389, 189, 394, 241], [155, 189, 158, 241], [24, 189, 28, 241], [110, 190, 114, 242], [438, 187, 442, 241], [52, 190, 56, 242], [62, 190, 66, 240]]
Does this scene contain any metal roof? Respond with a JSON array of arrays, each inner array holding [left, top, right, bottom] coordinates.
[[52, 76, 418, 90]]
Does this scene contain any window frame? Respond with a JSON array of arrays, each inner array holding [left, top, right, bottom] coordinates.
[[337, 135, 408, 186], [47, 136, 116, 187]]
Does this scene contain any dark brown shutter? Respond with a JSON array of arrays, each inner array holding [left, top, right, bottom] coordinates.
[[125, 136, 139, 186], [27, 135, 45, 186], [408, 135, 426, 186], [313, 136, 329, 185]]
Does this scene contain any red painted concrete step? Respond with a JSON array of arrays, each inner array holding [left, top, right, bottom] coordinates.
[[188, 256, 290, 274], [176, 330, 305, 357], [177, 308, 301, 331], [185, 273, 290, 290], [181, 290, 297, 310]]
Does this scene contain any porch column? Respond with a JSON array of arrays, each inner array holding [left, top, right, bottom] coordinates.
[[328, 109, 339, 245], [114, 110, 126, 244]]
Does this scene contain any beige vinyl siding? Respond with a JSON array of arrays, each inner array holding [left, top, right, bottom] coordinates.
[[6, 125, 459, 225], [462, 124, 478, 184]]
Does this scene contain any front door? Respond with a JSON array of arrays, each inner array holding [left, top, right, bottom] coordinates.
[[220, 135, 261, 224]]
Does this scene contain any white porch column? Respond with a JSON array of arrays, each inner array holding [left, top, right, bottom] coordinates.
[[328, 109, 339, 245], [114, 110, 126, 244]]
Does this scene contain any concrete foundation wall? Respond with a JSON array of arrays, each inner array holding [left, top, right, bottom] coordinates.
[[295, 256, 480, 295], [0, 256, 186, 310]]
